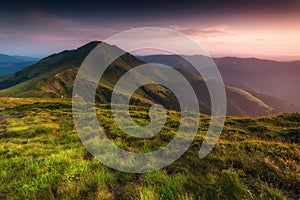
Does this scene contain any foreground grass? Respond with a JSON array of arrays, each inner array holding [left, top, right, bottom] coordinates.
[[0, 98, 299, 199]]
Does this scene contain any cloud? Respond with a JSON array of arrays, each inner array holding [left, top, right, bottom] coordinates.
[[25, 10, 73, 27], [0, 31, 14, 39], [170, 25, 234, 38]]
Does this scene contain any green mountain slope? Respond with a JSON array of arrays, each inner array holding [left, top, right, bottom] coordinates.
[[0, 42, 100, 90]]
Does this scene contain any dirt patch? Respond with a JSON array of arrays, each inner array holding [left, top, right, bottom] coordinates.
[[110, 183, 125, 199], [11, 113, 26, 118], [0, 116, 6, 124], [0, 113, 26, 125]]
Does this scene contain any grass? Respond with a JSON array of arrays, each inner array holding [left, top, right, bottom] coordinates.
[[0, 98, 299, 199]]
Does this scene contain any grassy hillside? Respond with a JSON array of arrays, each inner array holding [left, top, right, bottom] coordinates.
[[0, 98, 299, 199], [0, 42, 100, 91]]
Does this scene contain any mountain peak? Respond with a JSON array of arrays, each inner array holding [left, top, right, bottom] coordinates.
[[76, 41, 102, 51]]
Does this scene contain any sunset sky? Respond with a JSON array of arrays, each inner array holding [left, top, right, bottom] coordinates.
[[1, 0, 300, 60]]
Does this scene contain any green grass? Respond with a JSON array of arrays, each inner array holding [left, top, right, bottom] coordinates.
[[0, 98, 299, 199]]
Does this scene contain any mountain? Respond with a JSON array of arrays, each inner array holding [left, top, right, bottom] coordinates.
[[0, 53, 40, 75], [0, 53, 39, 63], [0, 62, 37, 75], [0, 42, 297, 117], [139, 55, 300, 109], [215, 57, 300, 108]]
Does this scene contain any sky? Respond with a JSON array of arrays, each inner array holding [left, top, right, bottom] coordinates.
[[0, 0, 300, 61]]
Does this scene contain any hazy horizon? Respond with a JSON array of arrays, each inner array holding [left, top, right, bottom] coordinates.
[[2, 42, 300, 63]]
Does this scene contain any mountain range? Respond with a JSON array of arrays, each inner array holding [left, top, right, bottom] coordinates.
[[0, 41, 298, 117], [139, 55, 300, 108], [0, 53, 40, 75]]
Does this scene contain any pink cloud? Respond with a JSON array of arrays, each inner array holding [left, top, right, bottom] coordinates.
[[170, 25, 234, 37], [25, 10, 73, 27]]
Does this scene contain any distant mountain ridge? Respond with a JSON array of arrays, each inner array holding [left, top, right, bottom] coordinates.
[[0, 53, 40, 75], [0, 62, 36, 76], [139, 55, 300, 108], [0, 41, 298, 117], [0, 53, 39, 63]]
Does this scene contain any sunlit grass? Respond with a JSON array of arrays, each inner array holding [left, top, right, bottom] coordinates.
[[0, 98, 299, 199]]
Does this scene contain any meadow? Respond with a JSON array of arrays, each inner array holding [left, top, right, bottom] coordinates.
[[0, 98, 299, 199]]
